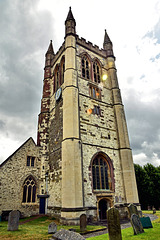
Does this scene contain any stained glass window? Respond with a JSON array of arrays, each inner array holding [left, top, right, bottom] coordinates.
[[92, 157, 109, 190]]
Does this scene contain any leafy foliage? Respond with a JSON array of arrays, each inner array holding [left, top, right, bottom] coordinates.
[[134, 163, 160, 209]]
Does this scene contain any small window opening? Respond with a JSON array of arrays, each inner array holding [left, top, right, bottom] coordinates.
[[93, 106, 101, 116], [89, 84, 101, 100], [26, 156, 35, 167]]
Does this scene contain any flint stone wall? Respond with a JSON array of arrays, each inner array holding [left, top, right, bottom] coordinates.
[[0, 138, 41, 217]]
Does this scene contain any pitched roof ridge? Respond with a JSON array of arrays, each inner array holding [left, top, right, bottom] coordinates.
[[0, 137, 37, 168]]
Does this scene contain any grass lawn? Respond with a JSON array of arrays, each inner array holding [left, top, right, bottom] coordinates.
[[0, 216, 105, 240], [87, 211, 160, 240], [0, 211, 159, 240]]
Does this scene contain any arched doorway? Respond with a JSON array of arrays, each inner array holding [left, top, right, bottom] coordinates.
[[99, 199, 108, 220]]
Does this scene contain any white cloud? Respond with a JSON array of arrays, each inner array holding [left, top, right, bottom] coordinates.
[[133, 152, 160, 167]]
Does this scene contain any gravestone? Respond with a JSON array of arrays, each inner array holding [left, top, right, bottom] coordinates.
[[52, 228, 85, 240], [140, 216, 153, 228], [119, 195, 122, 202], [153, 208, 156, 214], [88, 215, 93, 223], [131, 214, 144, 235], [80, 214, 87, 232], [138, 210, 142, 217], [7, 210, 20, 231], [115, 196, 119, 203], [48, 222, 57, 234], [128, 204, 139, 218], [107, 207, 122, 240]]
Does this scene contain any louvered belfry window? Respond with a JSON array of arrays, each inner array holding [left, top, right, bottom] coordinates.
[[81, 56, 90, 79], [93, 61, 100, 83]]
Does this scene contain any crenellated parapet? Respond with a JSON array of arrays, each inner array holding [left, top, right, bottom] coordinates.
[[76, 36, 106, 57]]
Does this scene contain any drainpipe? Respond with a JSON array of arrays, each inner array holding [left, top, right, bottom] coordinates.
[[45, 172, 49, 214]]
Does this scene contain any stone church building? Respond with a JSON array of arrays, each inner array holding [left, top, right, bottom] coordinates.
[[0, 8, 139, 224]]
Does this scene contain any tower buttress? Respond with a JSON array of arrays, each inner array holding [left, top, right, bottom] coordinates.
[[37, 40, 54, 146], [61, 7, 84, 224], [104, 33, 139, 204]]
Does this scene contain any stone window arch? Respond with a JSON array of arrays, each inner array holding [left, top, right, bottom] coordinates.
[[81, 55, 90, 80], [54, 64, 60, 93], [60, 56, 65, 85], [22, 176, 37, 203], [91, 152, 115, 191], [93, 60, 101, 83]]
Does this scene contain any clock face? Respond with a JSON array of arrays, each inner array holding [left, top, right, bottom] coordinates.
[[55, 87, 62, 101]]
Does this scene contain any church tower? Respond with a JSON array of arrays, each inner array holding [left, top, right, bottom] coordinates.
[[37, 7, 139, 224]]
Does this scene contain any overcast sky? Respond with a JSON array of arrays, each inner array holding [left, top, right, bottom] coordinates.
[[0, 0, 160, 166]]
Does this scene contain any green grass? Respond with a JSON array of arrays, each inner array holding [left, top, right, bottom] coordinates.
[[0, 216, 105, 240], [87, 211, 160, 240], [0, 211, 159, 240]]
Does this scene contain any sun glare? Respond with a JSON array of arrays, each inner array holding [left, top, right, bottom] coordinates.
[[102, 74, 107, 81]]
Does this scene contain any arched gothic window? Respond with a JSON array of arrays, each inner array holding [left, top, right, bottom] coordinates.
[[22, 176, 36, 203], [81, 56, 90, 79], [93, 61, 100, 83], [92, 155, 111, 190], [54, 65, 59, 93], [60, 56, 65, 85]]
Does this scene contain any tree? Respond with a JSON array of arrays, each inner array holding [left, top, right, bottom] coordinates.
[[144, 163, 160, 209], [134, 164, 150, 209], [134, 163, 160, 209]]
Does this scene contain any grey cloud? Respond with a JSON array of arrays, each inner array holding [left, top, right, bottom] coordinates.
[[123, 88, 160, 162], [0, 0, 55, 149], [0, 120, 5, 129], [0, 0, 54, 117]]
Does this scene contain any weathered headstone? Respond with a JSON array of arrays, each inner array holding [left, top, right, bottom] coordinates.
[[52, 228, 85, 240], [119, 195, 122, 202], [88, 215, 93, 223], [148, 205, 151, 210], [153, 208, 156, 214], [138, 210, 142, 217], [48, 222, 57, 234], [140, 216, 153, 228], [131, 214, 144, 235], [107, 207, 122, 240], [128, 204, 139, 218], [7, 210, 20, 231], [80, 214, 87, 232], [115, 196, 119, 203]]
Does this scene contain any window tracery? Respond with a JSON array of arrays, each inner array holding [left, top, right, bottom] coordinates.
[[93, 61, 100, 83], [22, 176, 36, 203], [92, 155, 111, 190], [81, 56, 90, 79], [53, 56, 65, 93], [60, 56, 65, 85]]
